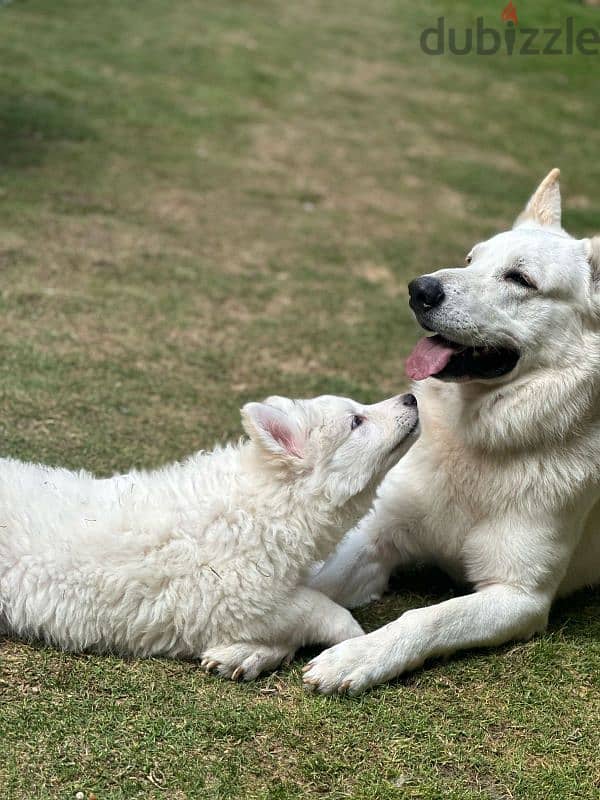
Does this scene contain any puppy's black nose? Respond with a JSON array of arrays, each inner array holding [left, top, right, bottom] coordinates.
[[401, 393, 417, 407], [408, 276, 445, 314]]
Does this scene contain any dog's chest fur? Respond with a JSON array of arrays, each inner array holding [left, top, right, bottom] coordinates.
[[389, 379, 600, 586]]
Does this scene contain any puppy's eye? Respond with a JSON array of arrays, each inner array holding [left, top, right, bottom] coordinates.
[[465, 254, 472, 265], [351, 415, 365, 430], [505, 270, 536, 290]]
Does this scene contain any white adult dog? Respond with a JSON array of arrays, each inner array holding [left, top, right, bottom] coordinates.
[[0, 392, 418, 680], [304, 169, 600, 694]]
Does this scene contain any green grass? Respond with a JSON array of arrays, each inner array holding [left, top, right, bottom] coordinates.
[[1, 0, 600, 797]]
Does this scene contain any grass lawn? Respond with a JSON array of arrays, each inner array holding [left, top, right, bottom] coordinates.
[[1, 0, 600, 797]]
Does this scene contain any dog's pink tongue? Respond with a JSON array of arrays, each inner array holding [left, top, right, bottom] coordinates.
[[406, 336, 457, 381]]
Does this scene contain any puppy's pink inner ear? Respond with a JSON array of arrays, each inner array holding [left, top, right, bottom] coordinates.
[[268, 419, 303, 458], [242, 402, 305, 459]]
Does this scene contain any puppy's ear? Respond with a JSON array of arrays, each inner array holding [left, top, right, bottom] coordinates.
[[241, 402, 304, 461], [514, 168, 562, 229], [584, 236, 600, 287], [263, 395, 295, 413]]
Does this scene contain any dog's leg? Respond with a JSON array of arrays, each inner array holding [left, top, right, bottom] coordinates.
[[308, 506, 409, 609], [201, 588, 363, 682], [303, 584, 551, 695]]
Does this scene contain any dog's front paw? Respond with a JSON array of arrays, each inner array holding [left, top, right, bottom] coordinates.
[[302, 632, 399, 695], [201, 642, 294, 682]]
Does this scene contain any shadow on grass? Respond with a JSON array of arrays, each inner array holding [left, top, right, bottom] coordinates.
[[549, 583, 600, 635], [0, 92, 97, 168]]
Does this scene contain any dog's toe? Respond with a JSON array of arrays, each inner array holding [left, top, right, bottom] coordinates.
[[301, 638, 383, 695]]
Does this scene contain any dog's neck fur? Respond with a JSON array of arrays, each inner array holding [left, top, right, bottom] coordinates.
[[412, 361, 600, 516], [416, 336, 600, 459]]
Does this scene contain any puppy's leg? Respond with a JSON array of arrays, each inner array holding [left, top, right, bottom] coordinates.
[[201, 588, 363, 681], [290, 586, 365, 644], [303, 583, 551, 695], [308, 507, 406, 609]]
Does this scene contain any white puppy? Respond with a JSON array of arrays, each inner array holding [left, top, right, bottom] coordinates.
[[305, 169, 600, 694], [0, 392, 417, 680]]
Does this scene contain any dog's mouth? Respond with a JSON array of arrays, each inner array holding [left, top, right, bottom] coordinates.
[[406, 334, 520, 382]]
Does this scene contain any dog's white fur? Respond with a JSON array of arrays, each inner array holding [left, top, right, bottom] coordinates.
[[0, 392, 417, 680], [305, 169, 600, 694]]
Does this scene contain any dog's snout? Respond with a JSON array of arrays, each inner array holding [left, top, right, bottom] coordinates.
[[408, 276, 445, 314], [400, 393, 417, 408]]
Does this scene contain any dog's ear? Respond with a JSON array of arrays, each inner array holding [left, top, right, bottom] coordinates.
[[584, 236, 600, 287], [241, 402, 304, 461], [514, 168, 562, 229]]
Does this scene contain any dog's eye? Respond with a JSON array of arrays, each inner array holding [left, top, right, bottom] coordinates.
[[465, 254, 472, 265], [505, 270, 536, 290], [351, 415, 365, 430]]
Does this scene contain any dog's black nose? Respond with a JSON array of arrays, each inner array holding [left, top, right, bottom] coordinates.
[[408, 276, 445, 314], [401, 393, 417, 407]]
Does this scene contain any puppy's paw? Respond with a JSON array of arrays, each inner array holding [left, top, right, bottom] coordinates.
[[201, 642, 294, 682], [302, 635, 393, 695]]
